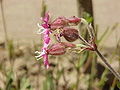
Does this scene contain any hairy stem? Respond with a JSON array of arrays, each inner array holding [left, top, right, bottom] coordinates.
[[78, 35, 91, 47], [95, 49, 120, 81]]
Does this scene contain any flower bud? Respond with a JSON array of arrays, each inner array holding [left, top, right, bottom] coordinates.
[[47, 42, 75, 55], [62, 28, 79, 42], [61, 42, 76, 48], [50, 17, 69, 30], [47, 43, 66, 55], [67, 16, 81, 25]]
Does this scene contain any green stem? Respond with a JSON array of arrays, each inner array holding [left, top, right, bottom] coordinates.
[[0, 0, 8, 42]]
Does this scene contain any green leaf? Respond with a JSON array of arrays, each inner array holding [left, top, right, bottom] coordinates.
[[7, 40, 15, 59], [117, 82, 120, 89], [6, 71, 16, 90], [78, 51, 89, 68], [20, 77, 32, 90], [43, 80, 48, 90], [97, 23, 118, 44], [97, 27, 109, 44], [56, 69, 63, 80], [76, 44, 87, 48], [98, 69, 109, 88], [83, 12, 93, 23], [43, 72, 55, 90], [69, 83, 76, 90]]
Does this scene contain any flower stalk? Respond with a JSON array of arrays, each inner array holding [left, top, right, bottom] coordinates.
[[78, 20, 120, 81], [95, 49, 120, 81]]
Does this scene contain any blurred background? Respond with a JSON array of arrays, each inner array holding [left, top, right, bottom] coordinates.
[[0, 0, 120, 90]]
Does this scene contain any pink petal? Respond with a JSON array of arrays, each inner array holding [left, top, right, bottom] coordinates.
[[43, 54, 49, 69], [44, 36, 50, 44], [43, 13, 50, 23]]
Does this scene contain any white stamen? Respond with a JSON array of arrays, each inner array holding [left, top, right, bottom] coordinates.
[[35, 56, 42, 60], [37, 23, 46, 34], [35, 51, 44, 60], [46, 65, 49, 69], [35, 49, 47, 61], [35, 51, 41, 54], [37, 23, 42, 27], [37, 29, 45, 34]]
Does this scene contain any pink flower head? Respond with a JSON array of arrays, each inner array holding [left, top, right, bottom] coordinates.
[[35, 13, 51, 69]]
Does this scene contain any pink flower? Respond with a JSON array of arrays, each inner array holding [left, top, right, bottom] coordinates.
[[35, 13, 51, 69]]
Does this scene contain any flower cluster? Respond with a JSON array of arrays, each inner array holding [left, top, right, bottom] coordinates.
[[35, 13, 96, 69]]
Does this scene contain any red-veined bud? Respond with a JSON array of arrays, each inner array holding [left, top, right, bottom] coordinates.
[[61, 42, 76, 48], [61, 27, 79, 42], [50, 17, 69, 30], [47, 42, 75, 55], [67, 16, 81, 25]]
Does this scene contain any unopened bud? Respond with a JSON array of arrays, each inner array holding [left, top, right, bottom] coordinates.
[[47, 42, 75, 55], [62, 28, 79, 42], [50, 16, 81, 30], [47, 43, 66, 55], [50, 17, 69, 30], [61, 42, 76, 48], [67, 16, 81, 25]]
